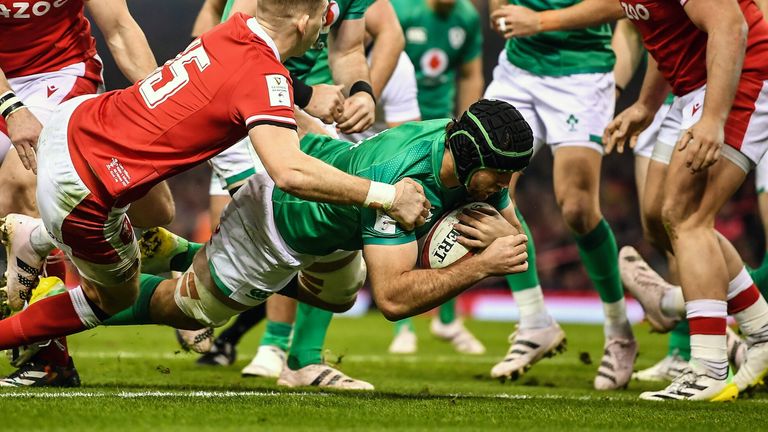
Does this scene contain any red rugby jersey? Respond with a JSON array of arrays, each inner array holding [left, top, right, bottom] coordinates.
[[67, 13, 296, 204], [0, 0, 98, 78], [619, 0, 768, 95]]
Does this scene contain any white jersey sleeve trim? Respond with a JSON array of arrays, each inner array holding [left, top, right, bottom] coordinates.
[[246, 114, 297, 127]]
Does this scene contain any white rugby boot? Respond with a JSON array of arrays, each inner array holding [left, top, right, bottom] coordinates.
[[388, 325, 417, 354], [0, 214, 47, 312], [431, 317, 486, 355], [640, 365, 738, 401], [734, 335, 768, 392], [277, 364, 374, 390], [594, 337, 638, 390], [175, 328, 214, 353], [619, 246, 678, 332], [726, 326, 748, 373], [490, 321, 567, 381], [632, 353, 689, 382], [241, 345, 286, 378]]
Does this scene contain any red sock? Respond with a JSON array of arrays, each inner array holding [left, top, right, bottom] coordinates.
[[0, 291, 88, 350], [35, 249, 72, 366]]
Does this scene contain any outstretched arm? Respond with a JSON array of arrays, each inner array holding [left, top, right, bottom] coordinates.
[[491, 0, 624, 39]]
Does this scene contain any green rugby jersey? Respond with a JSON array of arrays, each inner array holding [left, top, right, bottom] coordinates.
[[272, 120, 510, 256], [219, 0, 371, 83], [285, 0, 373, 84], [503, 0, 614, 76], [393, 0, 483, 120]]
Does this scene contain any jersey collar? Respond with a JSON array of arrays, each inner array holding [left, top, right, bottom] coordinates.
[[246, 17, 281, 62]]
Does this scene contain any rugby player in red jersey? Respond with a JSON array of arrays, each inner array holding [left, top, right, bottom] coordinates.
[[0, 0, 430, 366], [605, 0, 768, 401], [0, 0, 172, 387]]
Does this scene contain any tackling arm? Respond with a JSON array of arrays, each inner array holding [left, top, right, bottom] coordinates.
[[87, 0, 157, 82], [330, 18, 376, 133], [611, 19, 644, 98], [191, 0, 228, 36], [0, 68, 42, 172]]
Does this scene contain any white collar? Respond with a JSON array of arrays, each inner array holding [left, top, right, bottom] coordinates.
[[246, 17, 281, 62]]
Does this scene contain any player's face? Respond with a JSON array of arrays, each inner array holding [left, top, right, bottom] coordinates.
[[466, 169, 513, 201], [302, 0, 329, 51]]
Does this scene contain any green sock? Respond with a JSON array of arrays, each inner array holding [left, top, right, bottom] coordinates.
[[394, 318, 414, 333], [260, 320, 293, 351], [438, 298, 457, 324], [170, 242, 203, 272], [103, 274, 163, 326], [574, 219, 624, 303], [287, 303, 333, 370], [506, 208, 540, 292], [748, 265, 768, 298], [667, 319, 691, 361]]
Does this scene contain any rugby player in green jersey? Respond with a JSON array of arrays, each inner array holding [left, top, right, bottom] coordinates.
[[10, 100, 535, 389], [386, 0, 486, 355], [483, 0, 636, 390]]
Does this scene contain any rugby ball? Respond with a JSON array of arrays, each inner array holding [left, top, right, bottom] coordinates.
[[420, 202, 495, 269]]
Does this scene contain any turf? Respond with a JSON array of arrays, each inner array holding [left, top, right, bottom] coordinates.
[[0, 315, 765, 431]]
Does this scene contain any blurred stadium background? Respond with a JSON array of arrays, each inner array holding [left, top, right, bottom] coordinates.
[[90, 0, 765, 322]]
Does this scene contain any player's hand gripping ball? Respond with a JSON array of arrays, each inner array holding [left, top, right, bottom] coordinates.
[[420, 202, 495, 269]]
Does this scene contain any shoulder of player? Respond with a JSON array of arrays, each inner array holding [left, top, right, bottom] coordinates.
[[452, 0, 481, 26]]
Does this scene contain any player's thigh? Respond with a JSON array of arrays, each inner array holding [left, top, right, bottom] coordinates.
[[534, 72, 614, 154], [207, 171, 307, 306], [297, 250, 366, 313], [484, 53, 544, 143], [127, 181, 175, 228]]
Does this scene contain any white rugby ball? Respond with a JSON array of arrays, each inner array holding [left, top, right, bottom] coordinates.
[[420, 202, 495, 269]]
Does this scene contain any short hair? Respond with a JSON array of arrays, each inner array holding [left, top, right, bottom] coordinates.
[[259, 0, 327, 17]]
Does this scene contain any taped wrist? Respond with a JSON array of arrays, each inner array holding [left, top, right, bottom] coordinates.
[[364, 181, 396, 210], [350, 80, 376, 104]]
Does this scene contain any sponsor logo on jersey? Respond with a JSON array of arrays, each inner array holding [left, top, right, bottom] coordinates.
[[373, 210, 397, 234], [620, 2, 650, 21], [420, 48, 448, 78], [0, 0, 71, 20], [266, 74, 291, 107], [406, 27, 428, 44], [46, 84, 58, 97], [448, 27, 466, 50]]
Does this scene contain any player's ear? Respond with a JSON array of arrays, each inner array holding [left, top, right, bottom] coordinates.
[[296, 14, 310, 37]]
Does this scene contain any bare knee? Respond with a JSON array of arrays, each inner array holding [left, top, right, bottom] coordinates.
[[558, 193, 600, 235]]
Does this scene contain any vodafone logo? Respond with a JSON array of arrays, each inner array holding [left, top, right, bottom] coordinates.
[[619, 2, 650, 21], [0, 0, 71, 19], [420, 48, 448, 78]]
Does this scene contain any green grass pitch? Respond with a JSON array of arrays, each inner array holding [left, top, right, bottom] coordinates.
[[1, 314, 765, 431]]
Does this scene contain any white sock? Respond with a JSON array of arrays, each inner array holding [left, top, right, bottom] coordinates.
[[661, 286, 686, 319], [603, 298, 633, 339], [30, 224, 56, 257], [513, 286, 552, 329], [69, 285, 102, 329], [727, 267, 768, 340], [687, 299, 728, 380]]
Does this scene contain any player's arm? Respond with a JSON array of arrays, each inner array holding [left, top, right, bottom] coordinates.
[[612, 19, 644, 101], [86, 0, 157, 82], [365, 235, 528, 321], [365, 0, 405, 99], [330, 18, 376, 134], [0, 68, 42, 172], [456, 58, 484, 117], [248, 125, 429, 230], [678, 0, 746, 171], [491, 0, 624, 38], [603, 57, 671, 153], [191, 0, 228, 37]]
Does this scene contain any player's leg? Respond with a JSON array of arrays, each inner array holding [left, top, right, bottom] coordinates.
[[491, 175, 564, 380], [242, 295, 295, 377], [749, 156, 768, 289], [125, 181, 175, 228], [484, 58, 564, 380], [0, 149, 38, 217]]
